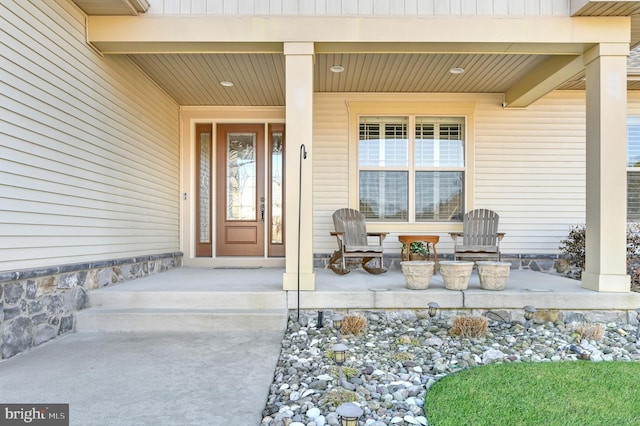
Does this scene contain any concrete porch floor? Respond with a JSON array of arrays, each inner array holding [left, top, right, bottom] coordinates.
[[94, 266, 640, 313]]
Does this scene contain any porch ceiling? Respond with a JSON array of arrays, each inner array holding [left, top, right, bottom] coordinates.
[[126, 51, 568, 107], [124, 48, 640, 106]]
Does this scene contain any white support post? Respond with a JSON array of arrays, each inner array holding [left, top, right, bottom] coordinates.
[[582, 43, 630, 292], [282, 42, 316, 291]]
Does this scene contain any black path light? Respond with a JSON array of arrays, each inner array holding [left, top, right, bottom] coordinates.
[[427, 302, 440, 326], [336, 402, 364, 426], [523, 305, 537, 328]]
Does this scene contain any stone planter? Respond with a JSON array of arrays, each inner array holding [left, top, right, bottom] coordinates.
[[439, 261, 474, 290], [401, 261, 435, 290], [476, 261, 511, 290]]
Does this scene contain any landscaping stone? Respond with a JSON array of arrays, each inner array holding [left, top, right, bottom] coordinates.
[[261, 310, 640, 425]]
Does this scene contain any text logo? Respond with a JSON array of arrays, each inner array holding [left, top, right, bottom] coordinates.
[[0, 404, 68, 426]]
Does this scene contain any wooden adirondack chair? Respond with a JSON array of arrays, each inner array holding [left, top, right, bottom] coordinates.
[[329, 208, 388, 275], [450, 209, 505, 261]]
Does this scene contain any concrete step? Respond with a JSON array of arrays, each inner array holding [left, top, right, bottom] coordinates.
[[75, 308, 288, 332], [88, 291, 287, 310]]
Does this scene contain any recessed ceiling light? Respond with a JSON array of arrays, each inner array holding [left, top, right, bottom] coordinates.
[[330, 65, 344, 73], [449, 67, 465, 74], [220, 81, 234, 87]]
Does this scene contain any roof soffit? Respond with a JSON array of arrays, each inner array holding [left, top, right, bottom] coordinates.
[[73, 0, 149, 16], [571, 0, 640, 16]]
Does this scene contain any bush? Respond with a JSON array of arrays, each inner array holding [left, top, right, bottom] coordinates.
[[449, 316, 488, 338], [559, 223, 640, 290], [341, 315, 367, 335], [558, 224, 586, 278]]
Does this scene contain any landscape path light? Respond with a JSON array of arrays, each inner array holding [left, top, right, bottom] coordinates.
[[524, 305, 536, 328], [334, 313, 344, 340], [336, 402, 363, 426], [427, 302, 440, 326], [333, 343, 347, 366], [332, 343, 349, 388]]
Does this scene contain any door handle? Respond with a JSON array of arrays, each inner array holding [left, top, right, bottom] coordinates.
[[260, 204, 265, 221]]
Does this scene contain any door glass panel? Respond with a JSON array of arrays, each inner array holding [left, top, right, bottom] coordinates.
[[226, 132, 257, 221], [199, 132, 211, 243], [271, 131, 283, 244]]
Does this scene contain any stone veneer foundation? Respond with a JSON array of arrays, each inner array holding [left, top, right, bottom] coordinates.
[[314, 253, 569, 275], [0, 252, 182, 360]]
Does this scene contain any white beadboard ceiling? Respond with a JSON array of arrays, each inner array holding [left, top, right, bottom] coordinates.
[[127, 52, 559, 106]]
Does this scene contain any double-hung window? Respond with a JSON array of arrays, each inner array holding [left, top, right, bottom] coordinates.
[[358, 115, 465, 222], [628, 117, 640, 221]]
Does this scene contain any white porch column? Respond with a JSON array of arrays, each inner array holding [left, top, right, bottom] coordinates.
[[582, 43, 630, 292], [282, 42, 315, 291]]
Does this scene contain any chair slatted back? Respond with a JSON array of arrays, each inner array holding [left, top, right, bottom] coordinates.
[[462, 209, 499, 247], [333, 208, 368, 248]]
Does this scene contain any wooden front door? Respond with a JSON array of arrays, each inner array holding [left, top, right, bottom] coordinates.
[[216, 124, 265, 256]]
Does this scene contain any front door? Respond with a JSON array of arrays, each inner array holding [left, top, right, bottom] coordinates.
[[216, 124, 265, 256], [194, 123, 285, 258]]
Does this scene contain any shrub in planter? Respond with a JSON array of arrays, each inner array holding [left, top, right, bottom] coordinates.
[[402, 241, 430, 259]]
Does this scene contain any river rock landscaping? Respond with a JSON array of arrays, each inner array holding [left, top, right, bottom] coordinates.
[[260, 310, 640, 426]]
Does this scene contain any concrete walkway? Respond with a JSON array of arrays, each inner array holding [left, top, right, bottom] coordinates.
[[0, 330, 284, 426]]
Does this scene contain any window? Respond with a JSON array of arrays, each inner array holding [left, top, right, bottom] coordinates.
[[628, 117, 640, 221], [358, 116, 465, 222]]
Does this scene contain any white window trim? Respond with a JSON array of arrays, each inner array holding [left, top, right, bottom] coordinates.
[[347, 101, 476, 233]]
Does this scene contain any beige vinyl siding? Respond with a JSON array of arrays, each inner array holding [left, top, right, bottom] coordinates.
[[151, 0, 569, 16], [313, 95, 351, 255], [474, 92, 587, 254], [313, 91, 587, 256], [1, 0, 180, 272]]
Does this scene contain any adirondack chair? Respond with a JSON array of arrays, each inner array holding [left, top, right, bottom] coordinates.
[[329, 208, 388, 275], [449, 209, 505, 261]]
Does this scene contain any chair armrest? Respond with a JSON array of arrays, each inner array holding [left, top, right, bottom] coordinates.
[[330, 231, 345, 241], [449, 232, 463, 244], [367, 232, 387, 243]]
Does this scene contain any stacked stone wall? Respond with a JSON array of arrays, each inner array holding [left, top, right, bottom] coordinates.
[[314, 252, 567, 275], [0, 252, 182, 360]]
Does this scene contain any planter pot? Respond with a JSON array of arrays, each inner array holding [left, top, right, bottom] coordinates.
[[401, 261, 435, 290], [439, 261, 474, 290], [476, 261, 511, 290]]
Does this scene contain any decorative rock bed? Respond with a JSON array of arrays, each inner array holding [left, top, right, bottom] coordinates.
[[261, 310, 640, 426]]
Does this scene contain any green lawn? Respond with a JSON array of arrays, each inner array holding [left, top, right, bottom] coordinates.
[[424, 361, 640, 426]]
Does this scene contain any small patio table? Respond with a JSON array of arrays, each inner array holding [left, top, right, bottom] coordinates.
[[398, 235, 440, 274]]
